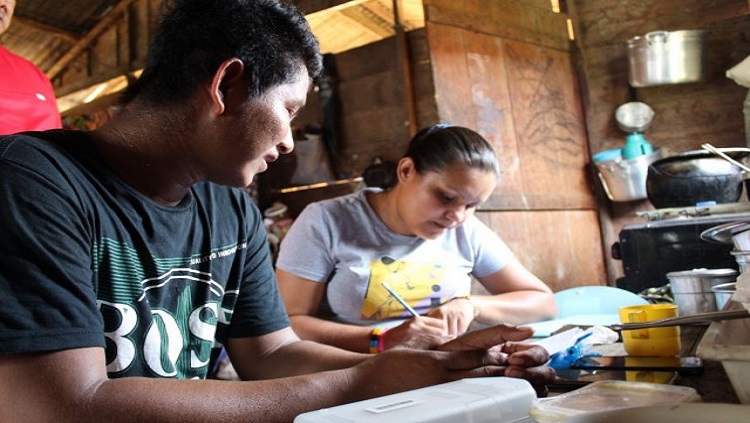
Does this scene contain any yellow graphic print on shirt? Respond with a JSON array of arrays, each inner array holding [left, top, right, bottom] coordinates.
[[362, 257, 448, 319]]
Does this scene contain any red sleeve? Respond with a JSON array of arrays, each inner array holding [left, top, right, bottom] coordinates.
[[0, 46, 62, 135]]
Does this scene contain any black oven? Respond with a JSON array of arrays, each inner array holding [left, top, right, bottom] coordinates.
[[612, 212, 750, 294]]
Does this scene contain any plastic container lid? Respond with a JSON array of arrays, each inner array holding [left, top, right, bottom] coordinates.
[[592, 148, 622, 163], [529, 380, 701, 423]]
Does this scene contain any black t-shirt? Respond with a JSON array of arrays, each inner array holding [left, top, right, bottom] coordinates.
[[0, 130, 289, 379]]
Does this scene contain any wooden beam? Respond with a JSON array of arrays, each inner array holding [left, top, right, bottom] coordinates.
[[12, 16, 79, 44], [46, 0, 138, 80]]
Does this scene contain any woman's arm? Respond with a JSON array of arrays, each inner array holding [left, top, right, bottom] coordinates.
[[277, 268, 376, 352], [277, 269, 448, 352], [471, 259, 558, 325], [426, 259, 557, 334]]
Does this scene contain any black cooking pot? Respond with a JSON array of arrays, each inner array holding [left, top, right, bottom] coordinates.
[[646, 148, 750, 209]]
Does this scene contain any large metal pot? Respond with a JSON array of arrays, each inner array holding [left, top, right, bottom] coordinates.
[[667, 268, 738, 316], [627, 30, 707, 87]]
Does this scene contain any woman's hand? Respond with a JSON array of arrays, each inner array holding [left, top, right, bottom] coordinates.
[[383, 316, 448, 349], [425, 297, 476, 337]]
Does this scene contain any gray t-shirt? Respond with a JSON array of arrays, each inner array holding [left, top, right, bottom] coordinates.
[[276, 189, 514, 325]]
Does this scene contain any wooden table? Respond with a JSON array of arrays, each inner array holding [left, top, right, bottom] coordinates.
[[670, 326, 739, 403]]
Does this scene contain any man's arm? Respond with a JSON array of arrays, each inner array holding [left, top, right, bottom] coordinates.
[[0, 345, 358, 423], [0, 325, 553, 422], [225, 326, 369, 379]]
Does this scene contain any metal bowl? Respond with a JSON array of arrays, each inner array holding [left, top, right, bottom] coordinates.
[[646, 148, 750, 209]]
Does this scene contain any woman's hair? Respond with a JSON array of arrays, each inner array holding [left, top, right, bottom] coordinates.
[[404, 124, 501, 178], [121, 0, 322, 105]]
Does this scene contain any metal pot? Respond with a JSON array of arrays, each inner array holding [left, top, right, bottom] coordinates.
[[645, 149, 750, 209], [627, 30, 707, 87], [667, 268, 738, 316]]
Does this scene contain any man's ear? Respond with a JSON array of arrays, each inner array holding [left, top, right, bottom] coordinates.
[[210, 58, 246, 115]]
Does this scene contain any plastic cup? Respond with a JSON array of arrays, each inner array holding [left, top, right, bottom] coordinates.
[[618, 304, 681, 357]]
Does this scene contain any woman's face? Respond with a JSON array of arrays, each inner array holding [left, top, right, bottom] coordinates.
[[394, 159, 497, 239]]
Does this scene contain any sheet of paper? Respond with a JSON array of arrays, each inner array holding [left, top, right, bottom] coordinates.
[[529, 327, 584, 356]]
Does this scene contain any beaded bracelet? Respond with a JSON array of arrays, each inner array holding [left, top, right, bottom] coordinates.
[[369, 327, 387, 354]]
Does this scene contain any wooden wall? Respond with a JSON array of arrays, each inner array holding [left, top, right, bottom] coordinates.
[[423, 0, 607, 291], [331, 29, 439, 178], [568, 0, 750, 283]]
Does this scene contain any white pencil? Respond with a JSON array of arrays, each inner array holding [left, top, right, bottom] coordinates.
[[381, 281, 419, 317]]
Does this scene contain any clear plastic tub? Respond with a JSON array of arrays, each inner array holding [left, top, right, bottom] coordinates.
[[696, 300, 750, 404], [529, 380, 700, 423]]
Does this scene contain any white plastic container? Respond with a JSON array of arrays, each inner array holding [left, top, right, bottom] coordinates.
[[529, 380, 700, 423], [593, 148, 662, 202], [294, 377, 537, 423]]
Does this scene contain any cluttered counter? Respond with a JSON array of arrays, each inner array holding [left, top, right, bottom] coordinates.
[[541, 323, 740, 402], [294, 317, 749, 423], [292, 314, 749, 423]]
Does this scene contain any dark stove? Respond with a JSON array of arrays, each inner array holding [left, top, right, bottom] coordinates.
[[613, 203, 750, 294]]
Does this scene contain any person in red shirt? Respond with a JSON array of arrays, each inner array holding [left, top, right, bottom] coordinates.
[[0, 0, 61, 135]]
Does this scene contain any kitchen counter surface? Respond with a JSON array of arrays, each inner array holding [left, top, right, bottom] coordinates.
[[547, 325, 740, 403]]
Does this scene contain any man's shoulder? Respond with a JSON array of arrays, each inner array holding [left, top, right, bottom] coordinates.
[[0, 130, 86, 160]]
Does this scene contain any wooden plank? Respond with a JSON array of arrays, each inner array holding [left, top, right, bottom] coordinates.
[[502, 38, 594, 210], [476, 210, 607, 291], [330, 29, 430, 178], [426, 23, 524, 205], [424, 0, 570, 51], [570, 0, 749, 50], [426, 23, 594, 210], [338, 72, 407, 113]]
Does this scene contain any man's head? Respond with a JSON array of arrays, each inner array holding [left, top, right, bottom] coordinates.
[[121, 0, 322, 106], [0, 0, 16, 35]]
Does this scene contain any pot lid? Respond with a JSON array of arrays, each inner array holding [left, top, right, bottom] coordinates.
[[615, 102, 655, 133], [700, 220, 750, 244]]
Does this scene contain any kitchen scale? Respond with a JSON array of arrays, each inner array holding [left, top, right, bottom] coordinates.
[[615, 101, 656, 159]]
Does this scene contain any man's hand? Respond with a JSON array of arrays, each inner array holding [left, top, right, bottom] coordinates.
[[436, 324, 554, 396], [347, 324, 554, 402]]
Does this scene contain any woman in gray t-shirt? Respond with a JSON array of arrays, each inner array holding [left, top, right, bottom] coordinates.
[[276, 125, 558, 353]]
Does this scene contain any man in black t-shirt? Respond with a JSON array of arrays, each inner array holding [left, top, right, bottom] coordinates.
[[0, 0, 553, 421]]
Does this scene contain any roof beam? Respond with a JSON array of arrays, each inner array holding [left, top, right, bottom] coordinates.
[[12, 16, 79, 44], [46, 0, 138, 80]]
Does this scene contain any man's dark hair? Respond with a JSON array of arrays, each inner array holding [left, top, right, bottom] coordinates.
[[121, 0, 322, 105]]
